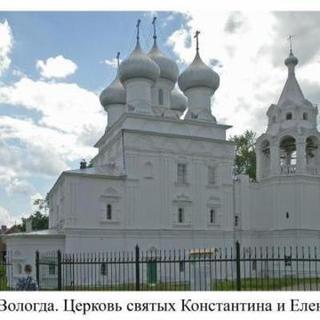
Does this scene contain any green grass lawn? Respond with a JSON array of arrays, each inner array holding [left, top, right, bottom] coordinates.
[[0, 265, 9, 290], [214, 277, 320, 291], [58, 277, 320, 291]]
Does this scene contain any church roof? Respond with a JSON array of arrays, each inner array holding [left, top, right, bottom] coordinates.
[[277, 51, 305, 107], [66, 164, 125, 177]]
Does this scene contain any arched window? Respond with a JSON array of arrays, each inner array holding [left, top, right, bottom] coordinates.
[[209, 209, 216, 224], [306, 136, 319, 170], [178, 208, 184, 223], [260, 140, 271, 178], [272, 116, 276, 123], [286, 112, 292, 120], [159, 89, 164, 105], [280, 136, 296, 174], [106, 204, 112, 220], [303, 112, 308, 120]]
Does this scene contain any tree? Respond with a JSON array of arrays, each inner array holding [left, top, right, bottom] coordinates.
[[16, 198, 49, 232], [229, 130, 257, 181]]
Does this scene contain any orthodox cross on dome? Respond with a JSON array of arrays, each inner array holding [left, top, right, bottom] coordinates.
[[288, 34, 295, 54], [194, 30, 200, 53], [116, 52, 120, 68], [152, 17, 157, 42], [136, 19, 141, 41]]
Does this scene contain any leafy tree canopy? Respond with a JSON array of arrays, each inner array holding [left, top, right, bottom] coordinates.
[[229, 130, 257, 181], [16, 198, 49, 232]]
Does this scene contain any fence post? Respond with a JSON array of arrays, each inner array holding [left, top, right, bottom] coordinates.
[[135, 245, 140, 291], [236, 241, 241, 291], [35, 251, 40, 287], [57, 250, 62, 291]]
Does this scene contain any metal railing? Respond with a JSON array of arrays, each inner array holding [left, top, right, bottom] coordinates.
[[3, 243, 320, 291], [0, 251, 13, 290], [34, 243, 320, 291]]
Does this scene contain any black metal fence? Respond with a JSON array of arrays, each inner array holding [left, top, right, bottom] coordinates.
[[3, 243, 320, 290], [34, 243, 320, 291], [0, 251, 13, 290]]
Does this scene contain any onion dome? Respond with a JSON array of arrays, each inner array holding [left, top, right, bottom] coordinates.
[[148, 42, 179, 83], [285, 51, 298, 67], [178, 51, 220, 93], [170, 87, 187, 112], [119, 40, 160, 84], [99, 75, 126, 110]]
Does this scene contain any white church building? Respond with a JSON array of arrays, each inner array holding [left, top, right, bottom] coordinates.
[[5, 19, 320, 272]]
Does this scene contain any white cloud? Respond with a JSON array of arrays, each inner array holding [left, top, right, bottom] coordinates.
[[0, 77, 106, 136], [0, 20, 13, 76], [168, 11, 320, 136], [36, 55, 78, 79], [0, 205, 16, 227], [104, 58, 121, 69], [0, 77, 107, 188]]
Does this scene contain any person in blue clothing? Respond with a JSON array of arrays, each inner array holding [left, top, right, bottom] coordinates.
[[16, 264, 38, 290]]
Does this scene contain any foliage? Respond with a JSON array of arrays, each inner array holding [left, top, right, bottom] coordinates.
[[16, 198, 49, 232], [229, 130, 257, 181]]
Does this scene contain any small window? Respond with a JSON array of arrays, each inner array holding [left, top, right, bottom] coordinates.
[[159, 89, 164, 105], [179, 262, 185, 273], [208, 166, 216, 185], [177, 163, 187, 184], [303, 112, 308, 120], [209, 209, 216, 224], [286, 112, 292, 120], [106, 204, 112, 220], [286, 212, 289, 219], [48, 263, 56, 275], [234, 215, 239, 227], [101, 263, 107, 276], [272, 116, 276, 123], [178, 208, 184, 223]]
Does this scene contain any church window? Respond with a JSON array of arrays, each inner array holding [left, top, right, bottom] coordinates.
[[303, 112, 308, 120], [208, 166, 216, 185], [209, 209, 216, 224], [234, 215, 239, 226], [101, 263, 107, 276], [159, 89, 164, 105], [280, 136, 296, 170], [286, 212, 289, 219], [177, 163, 187, 184], [106, 204, 112, 220], [286, 112, 292, 120], [178, 208, 184, 223]]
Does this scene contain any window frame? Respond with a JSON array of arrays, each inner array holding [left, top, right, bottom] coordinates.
[[177, 163, 187, 185], [106, 204, 112, 220], [178, 207, 184, 223]]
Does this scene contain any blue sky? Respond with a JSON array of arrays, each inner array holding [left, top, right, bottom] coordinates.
[[0, 11, 186, 225], [1, 11, 320, 226]]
